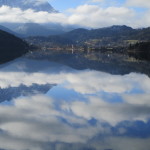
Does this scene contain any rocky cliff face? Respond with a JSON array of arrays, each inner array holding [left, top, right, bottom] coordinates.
[[0, 0, 56, 12]]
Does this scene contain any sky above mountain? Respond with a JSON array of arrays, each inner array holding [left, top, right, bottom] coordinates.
[[0, 0, 149, 28]]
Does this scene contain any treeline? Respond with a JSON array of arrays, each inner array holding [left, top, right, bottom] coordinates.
[[0, 30, 29, 63], [128, 42, 150, 61]]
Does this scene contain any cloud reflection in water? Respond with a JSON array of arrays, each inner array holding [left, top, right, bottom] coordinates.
[[0, 58, 150, 150]]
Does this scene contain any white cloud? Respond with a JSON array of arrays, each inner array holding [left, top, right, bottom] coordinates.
[[67, 5, 136, 28], [91, 0, 104, 2], [126, 0, 150, 8], [0, 6, 67, 24], [0, 4, 149, 28], [140, 9, 150, 27]]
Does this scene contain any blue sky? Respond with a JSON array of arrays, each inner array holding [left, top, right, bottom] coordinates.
[[49, 0, 148, 12], [49, 0, 131, 11], [49, 0, 87, 11]]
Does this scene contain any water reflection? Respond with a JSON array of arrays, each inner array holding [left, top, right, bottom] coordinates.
[[0, 58, 150, 150]]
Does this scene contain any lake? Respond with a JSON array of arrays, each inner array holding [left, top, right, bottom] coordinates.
[[0, 57, 150, 150]]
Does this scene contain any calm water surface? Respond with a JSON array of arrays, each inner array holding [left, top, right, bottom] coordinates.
[[0, 58, 150, 150]]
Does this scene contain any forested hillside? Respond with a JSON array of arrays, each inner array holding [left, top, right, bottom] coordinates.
[[0, 30, 29, 63]]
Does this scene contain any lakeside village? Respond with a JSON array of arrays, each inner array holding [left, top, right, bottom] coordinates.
[[25, 37, 150, 61], [26, 37, 140, 53]]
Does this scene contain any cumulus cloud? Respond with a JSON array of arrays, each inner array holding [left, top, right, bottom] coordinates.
[[0, 3, 149, 28], [140, 9, 150, 27], [126, 0, 150, 8], [0, 6, 66, 24], [91, 0, 104, 2], [67, 4, 136, 28]]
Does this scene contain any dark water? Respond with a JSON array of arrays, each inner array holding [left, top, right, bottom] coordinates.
[[0, 58, 150, 150]]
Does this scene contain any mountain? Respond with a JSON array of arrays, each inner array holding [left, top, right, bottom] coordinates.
[[0, 0, 56, 12], [131, 27, 150, 40], [0, 0, 76, 37], [91, 25, 135, 38], [0, 25, 15, 34], [0, 30, 29, 63], [1, 22, 75, 37], [53, 25, 150, 45], [26, 25, 150, 49], [13, 23, 65, 37], [0, 24, 23, 37], [61, 25, 136, 42], [61, 28, 90, 42]]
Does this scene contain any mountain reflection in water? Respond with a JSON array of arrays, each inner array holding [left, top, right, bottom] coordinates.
[[0, 58, 150, 150]]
